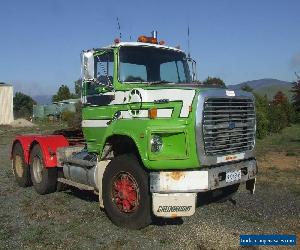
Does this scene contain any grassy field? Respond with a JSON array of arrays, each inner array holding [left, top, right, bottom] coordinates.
[[0, 122, 299, 249], [256, 124, 300, 157], [255, 124, 300, 198]]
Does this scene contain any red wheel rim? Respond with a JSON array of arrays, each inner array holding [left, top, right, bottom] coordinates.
[[112, 172, 140, 213]]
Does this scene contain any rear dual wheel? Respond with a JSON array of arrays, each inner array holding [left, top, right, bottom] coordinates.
[[12, 143, 32, 187], [12, 143, 58, 194], [29, 145, 58, 194]]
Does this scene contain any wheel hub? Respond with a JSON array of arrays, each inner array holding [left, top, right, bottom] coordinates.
[[32, 156, 43, 184], [112, 173, 139, 213]]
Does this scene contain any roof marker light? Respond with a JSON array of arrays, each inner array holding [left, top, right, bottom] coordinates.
[[137, 35, 158, 44]]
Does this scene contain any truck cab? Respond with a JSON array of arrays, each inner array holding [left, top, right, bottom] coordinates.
[[12, 33, 257, 229]]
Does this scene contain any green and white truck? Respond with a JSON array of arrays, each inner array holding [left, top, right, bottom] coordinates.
[[12, 32, 257, 229]]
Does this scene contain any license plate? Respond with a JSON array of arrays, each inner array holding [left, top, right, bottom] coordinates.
[[226, 170, 241, 183]]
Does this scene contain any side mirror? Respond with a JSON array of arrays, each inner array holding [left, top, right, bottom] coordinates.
[[187, 57, 197, 82], [81, 51, 95, 80]]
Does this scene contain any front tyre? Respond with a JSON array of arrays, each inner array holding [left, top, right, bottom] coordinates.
[[29, 144, 57, 194], [102, 154, 152, 229]]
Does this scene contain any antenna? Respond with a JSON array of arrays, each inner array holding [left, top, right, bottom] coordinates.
[[187, 24, 191, 58], [186, 24, 197, 81], [117, 17, 122, 40], [295, 71, 300, 80]]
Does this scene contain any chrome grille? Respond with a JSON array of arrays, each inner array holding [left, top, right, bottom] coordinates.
[[202, 98, 255, 156]]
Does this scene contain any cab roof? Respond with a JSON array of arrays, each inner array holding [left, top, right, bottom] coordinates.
[[100, 42, 184, 53]]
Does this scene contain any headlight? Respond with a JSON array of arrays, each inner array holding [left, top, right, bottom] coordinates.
[[151, 135, 163, 152]]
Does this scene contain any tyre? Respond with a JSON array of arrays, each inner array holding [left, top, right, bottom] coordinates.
[[102, 154, 152, 229], [12, 143, 32, 187], [29, 144, 58, 194], [212, 183, 240, 203]]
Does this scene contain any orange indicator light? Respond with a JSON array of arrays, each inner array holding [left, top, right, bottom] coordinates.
[[148, 108, 157, 119]]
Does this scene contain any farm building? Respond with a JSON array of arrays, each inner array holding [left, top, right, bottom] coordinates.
[[0, 83, 14, 125], [33, 98, 80, 119]]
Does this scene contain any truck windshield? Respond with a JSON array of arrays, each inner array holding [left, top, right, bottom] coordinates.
[[119, 46, 191, 84]]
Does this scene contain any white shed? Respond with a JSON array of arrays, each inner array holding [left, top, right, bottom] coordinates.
[[0, 83, 14, 125]]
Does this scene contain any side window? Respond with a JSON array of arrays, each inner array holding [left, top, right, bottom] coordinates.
[[95, 51, 114, 85]]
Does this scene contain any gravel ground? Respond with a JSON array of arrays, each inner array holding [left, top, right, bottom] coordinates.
[[10, 119, 36, 128], [0, 126, 299, 249]]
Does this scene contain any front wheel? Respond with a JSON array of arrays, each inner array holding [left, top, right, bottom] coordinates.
[[102, 154, 152, 229]]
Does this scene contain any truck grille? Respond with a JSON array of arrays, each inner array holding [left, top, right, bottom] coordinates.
[[202, 98, 255, 156]]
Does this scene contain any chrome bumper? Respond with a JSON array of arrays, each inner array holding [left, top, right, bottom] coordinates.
[[205, 158, 257, 190], [150, 159, 257, 193]]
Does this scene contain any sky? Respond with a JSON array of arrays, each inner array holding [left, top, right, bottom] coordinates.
[[0, 0, 300, 96]]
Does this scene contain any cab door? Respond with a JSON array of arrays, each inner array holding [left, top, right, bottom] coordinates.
[[81, 49, 115, 153]]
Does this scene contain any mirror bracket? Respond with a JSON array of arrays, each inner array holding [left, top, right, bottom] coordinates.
[[187, 57, 197, 82]]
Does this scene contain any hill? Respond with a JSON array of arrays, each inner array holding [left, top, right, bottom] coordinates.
[[32, 95, 52, 105], [228, 78, 293, 100], [254, 84, 293, 101]]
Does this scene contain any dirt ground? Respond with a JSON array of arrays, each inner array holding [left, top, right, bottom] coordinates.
[[0, 125, 299, 249]]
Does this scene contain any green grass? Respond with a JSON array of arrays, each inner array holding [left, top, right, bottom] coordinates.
[[255, 123, 300, 158], [0, 121, 66, 138]]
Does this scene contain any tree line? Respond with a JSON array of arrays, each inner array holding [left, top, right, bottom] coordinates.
[[243, 79, 300, 139], [13, 80, 81, 119]]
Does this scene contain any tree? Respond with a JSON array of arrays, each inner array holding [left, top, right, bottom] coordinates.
[[74, 79, 82, 97], [272, 91, 287, 105], [291, 79, 300, 120], [202, 77, 226, 87], [14, 92, 37, 118], [52, 85, 72, 102], [254, 93, 270, 138], [281, 99, 296, 126], [61, 102, 82, 128], [241, 84, 253, 92], [269, 91, 295, 131]]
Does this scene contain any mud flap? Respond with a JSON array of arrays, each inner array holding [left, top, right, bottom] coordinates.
[[246, 178, 256, 194], [152, 193, 196, 218]]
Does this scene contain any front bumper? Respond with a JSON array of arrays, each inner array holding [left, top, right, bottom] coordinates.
[[150, 159, 257, 193]]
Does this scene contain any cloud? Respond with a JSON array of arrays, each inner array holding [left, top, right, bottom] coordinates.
[[290, 52, 300, 68]]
